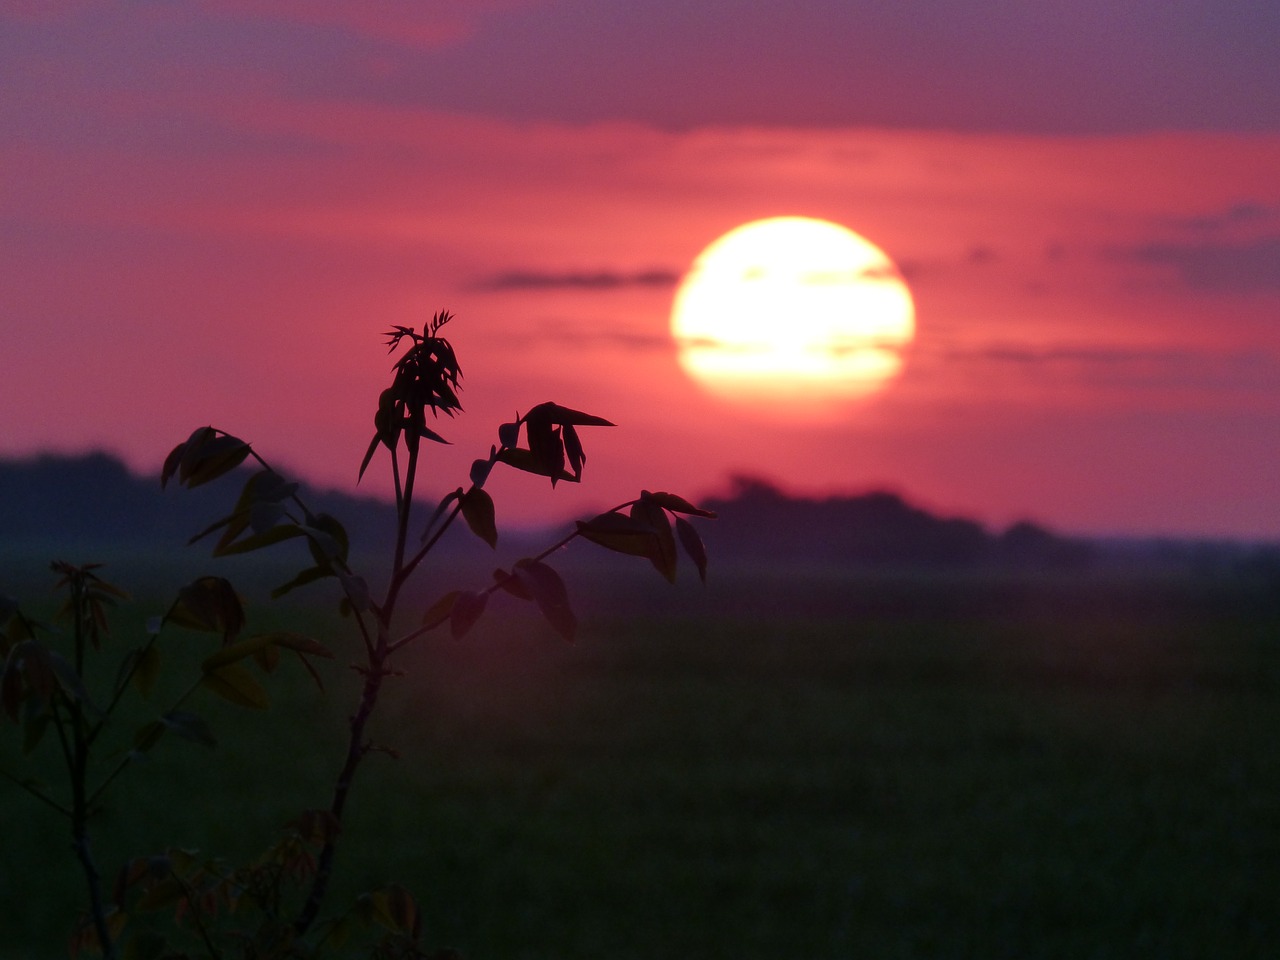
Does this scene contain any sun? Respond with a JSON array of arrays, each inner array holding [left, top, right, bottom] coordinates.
[[670, 217, 915, 416]]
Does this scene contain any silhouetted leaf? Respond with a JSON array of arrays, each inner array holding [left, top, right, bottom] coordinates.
[[497, 420, 520, 448], [575, 511, 660, 558], [133, 644, 161, 699], [422, 488, 462, 542], [21, 699, 49, 754], [422, 591, 459, 630], [449, 590, 487, 639], [642, 490, 718, 518], [160, 710, 216, 748], [162, 426, 213, 488], [48, 651, 103, 715], [461, 488, 497, 548], [166, 577, 244, 639], [302, 513, 349, 565], [528, 402, 615, 427], [203, 663, 269, 709], [381, 884, 421, 937], [271, 565, 330, 600], [289, 809, 342, 844], [358, 435, 380, 483], [202, 631, 331, 673], [514, 559, 576, 641], [132, 720, 165, 754], [562, 423, 585, 478], [336, 569, 371, 612], [214, 522, 306, 558], [2, 653, 23, 722], [493, 568, 532, 600], [676, 517, 709, 583], [631, 499, 677, 583], [183, 434, 251, 488], [470, 455, 494, 487], [413, 421, 451, 445], [495, 447, 576, 484]]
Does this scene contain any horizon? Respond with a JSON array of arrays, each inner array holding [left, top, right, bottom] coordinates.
[[4, 4, 1279, 540], [5, 447, 1279, 550]]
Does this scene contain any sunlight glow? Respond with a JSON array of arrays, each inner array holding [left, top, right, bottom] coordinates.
[[671, 217, 915, 415]]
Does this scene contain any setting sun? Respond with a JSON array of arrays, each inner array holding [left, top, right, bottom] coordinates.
[[670, 217, 916, 415]]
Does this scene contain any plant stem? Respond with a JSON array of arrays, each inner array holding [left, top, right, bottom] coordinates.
[[292, 644, 386, 936], [67, 572, 116, 959]]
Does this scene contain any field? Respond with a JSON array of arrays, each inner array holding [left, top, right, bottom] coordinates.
[[2, 553, 1279, 958]]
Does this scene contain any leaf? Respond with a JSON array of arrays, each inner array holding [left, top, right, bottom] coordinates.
[[493, 568, 532, 600], [575, 512, 660, 559], [642, 490, 718, 518], [422, 591, 459, 630], [132, 720, 166, 754], [422, 488, 462, 542], [449, 591, 487, 640], [166, 577, 245, 639], [133, 644, 161, 699], [302, 513, 349, 564], [528, 402, 615, 427], [676, 517, 709, 583], [183, 434, 251, 488], [470, 456, 494, 487], [358, 434, 380, 483], [2, 654, 23, 722], [460, 488, 498, 549], [495, 447, 575, 484], [413, 421, 451, 445], [48, 651, 103, 716], [289, 809, 342, 844], [497, 420, 520, 448], [214, 522, 306, 558], [514, 559, 576, 642], [202, 631, 332, 672], [160, 710, 217, 748], [21, 699, 50, 754], [562, 423, 585, 478], [381, 884, 421, 937], [271, 565, 330, 600], [631, 499, 677, 584], [203, 664, 270, 709]]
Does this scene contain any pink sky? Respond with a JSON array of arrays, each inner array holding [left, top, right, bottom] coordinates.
[[4, 3, 1280, 537]]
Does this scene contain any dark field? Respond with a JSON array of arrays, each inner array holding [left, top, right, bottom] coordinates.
[[2, 555, 1279, 958]]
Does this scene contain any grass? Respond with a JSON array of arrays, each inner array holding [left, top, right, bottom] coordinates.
[[2, 555, 1279, 958]]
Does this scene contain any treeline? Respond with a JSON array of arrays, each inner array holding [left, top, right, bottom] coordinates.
[[0, 453, 1093, 569], [698, 476, 1094, 569]]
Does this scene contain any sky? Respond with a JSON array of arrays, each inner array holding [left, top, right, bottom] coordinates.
[[3, 1, 1280, 539]]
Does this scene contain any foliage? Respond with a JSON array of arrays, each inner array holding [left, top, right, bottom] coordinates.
[[1, 312, 713, 958]]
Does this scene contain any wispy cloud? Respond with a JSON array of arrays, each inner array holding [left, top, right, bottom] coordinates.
[[471, 269, 681, 292], [1171, 201, 1275, 233], [486, 318, 677, 353], [934, 341, 1278, 391], [1129, 236, 1280, 292]]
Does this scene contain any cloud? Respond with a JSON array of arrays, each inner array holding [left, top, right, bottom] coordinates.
[[1129, 236, 1280, 292], [494, 319, 676, 353], [936, 341, 1279, 392], [471, 269, 682, 292], [197, 0, 527, 48], [1172, 201, 1275, 233]]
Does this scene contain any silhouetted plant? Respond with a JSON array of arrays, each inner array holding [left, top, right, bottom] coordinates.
[[1, 312, 714, 958]]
